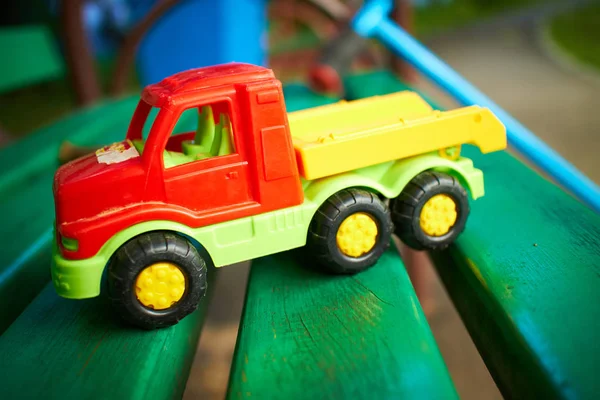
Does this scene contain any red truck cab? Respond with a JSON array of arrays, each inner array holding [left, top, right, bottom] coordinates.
[[54, 63, 304, 261]]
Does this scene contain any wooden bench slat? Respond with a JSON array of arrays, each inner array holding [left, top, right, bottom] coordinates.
[[431, 146, 600, 399], [227, 79, 457, 399], [0, 26, 64, 93], [0, 282, 213, 399], [0, 229, 52, 334], [0, 98, 139, 333], [344, 70, 600, 399], [228, 248, 458, 399], [0, 170, 54, 272], [0, 97, 138, 195]]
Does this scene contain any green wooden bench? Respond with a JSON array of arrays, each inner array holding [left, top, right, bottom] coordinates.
[[0, 26, 63, 94], [0, 25, 65, 145], [0, 70, 598, 399]]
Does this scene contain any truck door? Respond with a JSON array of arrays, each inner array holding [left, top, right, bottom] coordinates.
[[162, 98, 255, 217]]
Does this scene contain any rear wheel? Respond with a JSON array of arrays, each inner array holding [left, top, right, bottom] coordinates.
[[307, 188, 394, 274], [107, 232, 207, 330], [392, 171, 469, 251]]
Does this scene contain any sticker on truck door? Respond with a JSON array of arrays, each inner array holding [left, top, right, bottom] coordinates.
[[96, 140, 140, 165]]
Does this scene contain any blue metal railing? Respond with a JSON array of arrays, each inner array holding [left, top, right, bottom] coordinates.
[[351, 0, 600, 212]]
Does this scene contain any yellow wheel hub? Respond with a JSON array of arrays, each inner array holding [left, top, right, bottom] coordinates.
[[336, 212, 379, 257], [135, 262, 186, 310], [420, 194, 458, 237]]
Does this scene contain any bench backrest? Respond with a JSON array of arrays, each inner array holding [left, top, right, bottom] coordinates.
[[0, 26, 64, 94]]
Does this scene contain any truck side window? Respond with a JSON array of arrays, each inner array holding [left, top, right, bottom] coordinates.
[[164, 101, 236, 169]]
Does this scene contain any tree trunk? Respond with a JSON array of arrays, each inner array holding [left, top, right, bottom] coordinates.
[[60, 0, 101, 106], [110, 0, 182, 97], [0, 123, 11, 148]]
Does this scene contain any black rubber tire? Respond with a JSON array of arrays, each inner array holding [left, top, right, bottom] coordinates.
[[392, 171, 469, 251], [107, 232, 207, 330], [307, 188, 394, 274]]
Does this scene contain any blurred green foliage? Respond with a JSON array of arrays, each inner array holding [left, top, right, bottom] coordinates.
[[414, 0, 559, 36], [550, 1, 600, 70]]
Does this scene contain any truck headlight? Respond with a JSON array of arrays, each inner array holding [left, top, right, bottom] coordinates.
[[61, 236, 79, 251]]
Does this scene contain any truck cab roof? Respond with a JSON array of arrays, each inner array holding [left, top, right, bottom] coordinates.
[[142, 63, 275, 107]]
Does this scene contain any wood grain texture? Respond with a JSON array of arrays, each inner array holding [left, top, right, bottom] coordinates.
[[227, 248, 458, 399], [0, 281, 213, 400], [431, 146, 600, 400], [228, 79, 456, 399], [344, 70, 600, 399], [228, 78, 456, 399]]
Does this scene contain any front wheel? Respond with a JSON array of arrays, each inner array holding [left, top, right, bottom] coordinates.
[[392, 171, 470, 251], [307, 188, 394, 274], [107, 232, 208, 330]]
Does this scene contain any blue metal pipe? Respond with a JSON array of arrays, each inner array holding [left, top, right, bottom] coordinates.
[[351, 0, 600, 212]]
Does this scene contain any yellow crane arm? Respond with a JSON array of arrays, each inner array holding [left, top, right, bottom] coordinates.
[[289, 92, 507, 180]]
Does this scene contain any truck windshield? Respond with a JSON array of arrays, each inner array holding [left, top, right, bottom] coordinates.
[[126, 100, 199, 141], [125, 99, 237, 169], [126, 100, 160, 141]]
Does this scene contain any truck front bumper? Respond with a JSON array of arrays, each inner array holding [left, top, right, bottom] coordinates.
[[51, 239, 107, 299]]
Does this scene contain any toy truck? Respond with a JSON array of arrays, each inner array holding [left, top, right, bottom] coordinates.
[[52, 63, 506, 329]]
